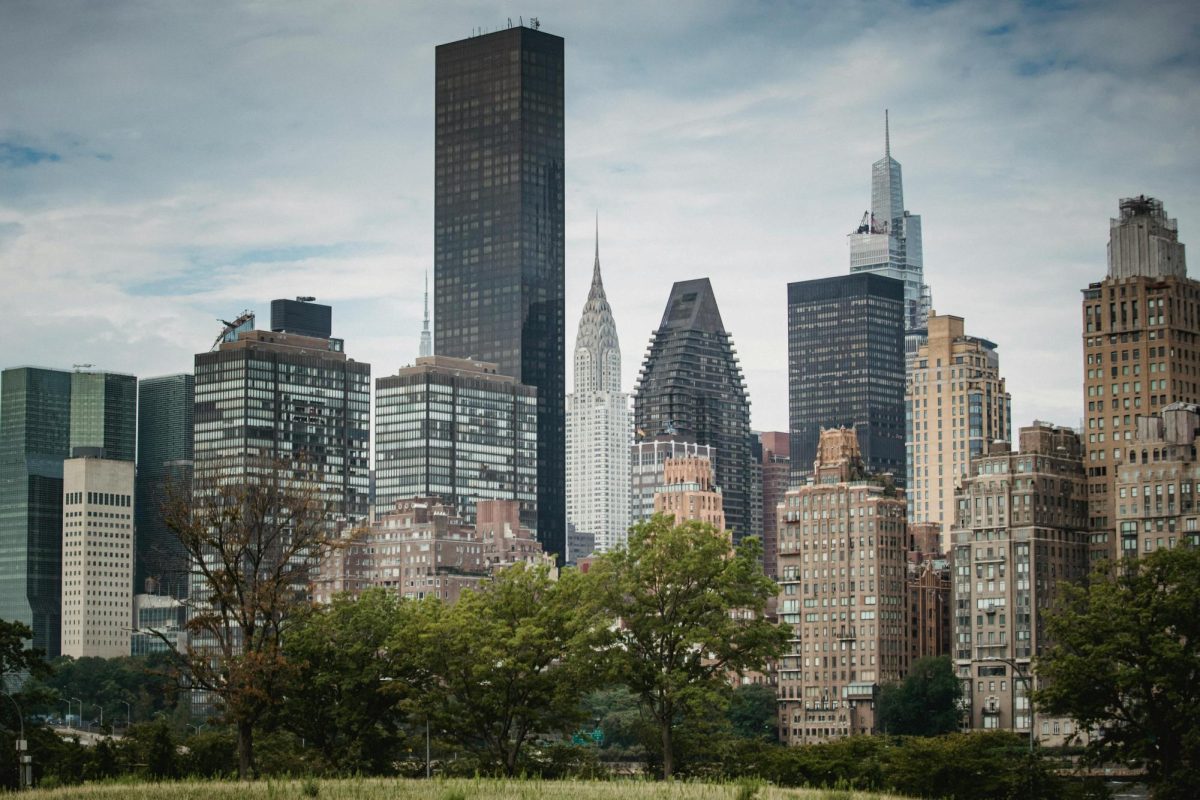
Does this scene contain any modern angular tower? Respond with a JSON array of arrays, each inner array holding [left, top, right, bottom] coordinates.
[[788, 273, 906, 485], [434, 25, 566, 560], [634, 279, 754, 542], [135, 373, 195, 598], [566, 226, 631, 556], [848, 111, 931, 359]]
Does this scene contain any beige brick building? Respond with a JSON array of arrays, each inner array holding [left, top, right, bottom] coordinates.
[[1081, 196, 1199, 563], [907, 313, 1010, 549], [951, 423, 1087, 745], [653, 456, 725, 530], [776, 428, 909, 744]]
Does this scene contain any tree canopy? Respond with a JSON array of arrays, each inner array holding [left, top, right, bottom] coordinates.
[[1035, 545, 1200, 800], [877, 655, 962, 736]]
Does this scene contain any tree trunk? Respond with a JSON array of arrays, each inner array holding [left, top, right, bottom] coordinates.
[[237, 719, 255, 780], [661, 722, 673, 780]]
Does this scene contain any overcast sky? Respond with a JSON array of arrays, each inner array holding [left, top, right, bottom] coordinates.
[[2, 0, 1198, 436]]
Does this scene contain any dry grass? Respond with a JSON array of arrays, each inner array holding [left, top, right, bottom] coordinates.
[[25, 777, 907, 800]]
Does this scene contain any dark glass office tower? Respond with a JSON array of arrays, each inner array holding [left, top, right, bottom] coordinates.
[[0, 367, 136, 656], [135, 374, 195, 598], [0, 368, 72, 656], [271, 298, 332, 340], [788, 273, 906, 485], [633, 279, 755, 543], [434, 26, 565, 560]]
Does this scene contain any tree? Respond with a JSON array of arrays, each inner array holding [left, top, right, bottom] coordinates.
[[161, 458, 348, 779], [876, 655, 962, 736], [415, 563, 608, 776], [592, 516, 788, 778], [277, 588, 428, 774], [1035, 545, 1200, 800], [0, 620, 48, 689], [728, 683, 778, 741]]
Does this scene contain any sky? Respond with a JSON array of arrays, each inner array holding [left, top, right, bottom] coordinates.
[[1, 0, 1198, 437]]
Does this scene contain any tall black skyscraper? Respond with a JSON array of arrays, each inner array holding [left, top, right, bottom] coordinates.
[[788, 273, 906, 484], [633, 279, 755, 542], [135, 374, 194, 598], [434, 26, 566, 560]]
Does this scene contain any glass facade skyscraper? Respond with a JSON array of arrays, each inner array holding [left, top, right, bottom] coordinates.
[[633, 279, 755, 543], [788, 273, 906, 486], [848, 112, 931, 359], [0, 367, 135, 656], [374, 356, 537, 530], [135, 374, 195, 598], [434, 26, 565, 561]]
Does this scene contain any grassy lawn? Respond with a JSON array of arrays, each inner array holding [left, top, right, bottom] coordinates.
[[24, 777, 906, 800]]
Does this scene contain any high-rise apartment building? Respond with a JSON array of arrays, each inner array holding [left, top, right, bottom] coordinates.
[[434, 26, 565, 560], [776, 428, 909, 745], [1114, 402, 1200, 557], [848, 112, 931, 360], [951, 423, 1087, 743], [193, 320, 370, 523], [788, 273, 906, 486], [0, 367, 135, 656], [758, 431, 791, 579], [907, 313, 1011, 548], [61, 455, 134, 658], [653, 456, 725, 530], [634, 279, 754, 541], [630, 438, 714, 526], [374, 356, 537, 530], [135, 374, 194, 598], [1082, 196, 1198, 563], [566, 234, 631, 554]]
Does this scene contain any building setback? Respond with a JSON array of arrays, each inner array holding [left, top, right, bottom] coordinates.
[[135, 373, 194, 598], [634, 279, 754, 542], [788, 273, 906, 487], [951, 423, 1087, 745], [907, 313, 1011, 548], [61, 455, 134, 658], [566, 232, 631, 555], [434, 26, 566, 561], [630, 438, 714, 527], [374, 356, 537, 530], [0, 367, 135, 657], [776, 428, 909, 745], [1082, 196, 1199, 563], [653, 456, 725, 530], [1114, 402, 1200, 556]]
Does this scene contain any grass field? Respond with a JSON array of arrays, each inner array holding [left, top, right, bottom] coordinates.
[[24, 777, 907, 800]]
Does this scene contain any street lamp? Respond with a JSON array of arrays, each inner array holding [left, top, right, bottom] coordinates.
[[122, 701, 132, 730], [2, 691, 31, 789], [94, 704, 104, 733]]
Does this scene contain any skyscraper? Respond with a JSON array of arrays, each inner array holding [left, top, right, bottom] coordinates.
[[907, 313, 1011, 548], [757, 431, 790, 579], [788, 273, 906, 485], [434, 26, 565, 560], [566, 228, 631, 554], [0, 367, 135, 656], [1081, 196, 1198, 562], [374, 356, 537, 528], [848, 111, 931, 359], [135, 374, 194, 598], [634, 279, 755, 542]]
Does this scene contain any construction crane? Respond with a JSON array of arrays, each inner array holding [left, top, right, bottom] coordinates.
[[211, 310, 255, 351]]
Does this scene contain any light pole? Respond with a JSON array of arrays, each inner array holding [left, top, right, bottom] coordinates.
[[983, 656, 1035, 797], [122, 701, 132, 730], [2, 691, 31, 789], [94, 704, 104, 733]]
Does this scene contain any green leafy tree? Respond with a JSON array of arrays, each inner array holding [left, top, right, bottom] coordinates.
[[592, 516, 788, 778], [728, 682, 778, 741], [0, 619, 48, 687], [277, 588, 430, 774], [415, 563, 609, 776], [1035, 546, 1200, 800], [876, 655, 963, 736]]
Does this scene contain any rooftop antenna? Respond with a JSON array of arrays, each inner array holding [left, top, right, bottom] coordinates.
[[884, 109, 891, 159], [530, 16, 540, 30]]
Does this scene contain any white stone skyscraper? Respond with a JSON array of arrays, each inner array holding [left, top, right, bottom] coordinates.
[[848, 111, 932, 359], [566, 226, 631, 557]]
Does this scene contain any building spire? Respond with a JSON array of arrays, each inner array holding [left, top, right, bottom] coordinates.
[[884, 109, 890, 159], [419, 270, 432, 357], [593, 211, 602, 284]]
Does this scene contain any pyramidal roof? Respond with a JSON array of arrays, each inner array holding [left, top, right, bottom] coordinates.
[[573, 219, 621, 394], [659, 277, 726, 334]]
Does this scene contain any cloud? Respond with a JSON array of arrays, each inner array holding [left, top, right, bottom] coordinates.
[[0, 0, 1197, 444], [0, 142, 61, 168]]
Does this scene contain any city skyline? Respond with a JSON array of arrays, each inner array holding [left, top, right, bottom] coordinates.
[[2, 1, 1198, 436]]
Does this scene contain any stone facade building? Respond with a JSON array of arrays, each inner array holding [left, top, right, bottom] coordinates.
[[1114, 402, 1200, 556], [776, 428, 909, 744], [653, 456, 725, 530]]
